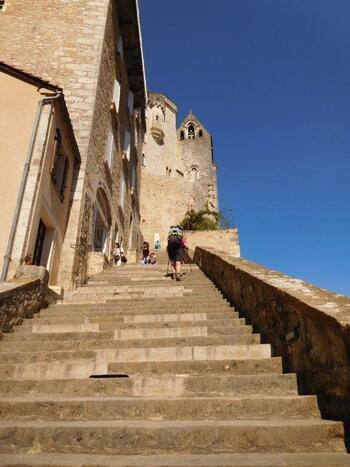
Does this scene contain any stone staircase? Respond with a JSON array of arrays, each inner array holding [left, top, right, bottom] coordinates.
[[0, 254, 348, 465]]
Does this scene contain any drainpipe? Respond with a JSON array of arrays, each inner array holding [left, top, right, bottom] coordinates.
[[0, 91, 62, 282]]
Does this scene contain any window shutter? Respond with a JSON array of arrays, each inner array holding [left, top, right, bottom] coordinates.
[[112, 80, 121, 112], [128, 90, 134, 114], [119, 177, 126, 209], [123, 131, 131, 161], [105, 130, 114, 169]]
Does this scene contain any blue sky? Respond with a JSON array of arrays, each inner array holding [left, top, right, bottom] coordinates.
[[139, 0, 350, 296]]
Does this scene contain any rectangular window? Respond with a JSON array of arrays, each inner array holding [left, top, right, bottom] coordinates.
[[117, 36, 123, 57], [0, 1, 6, 11], [105, 129, 114, 169], [123, 131, 131, 161], [112, 80, 121, 112], [119, 176, 126, 209], [127, 90, 134, 114]]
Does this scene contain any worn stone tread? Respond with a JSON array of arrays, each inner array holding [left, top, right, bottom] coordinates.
[[1, 452, 350, 466], [0, 418, 341, 429]]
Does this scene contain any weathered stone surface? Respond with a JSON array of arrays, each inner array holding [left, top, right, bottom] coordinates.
[[0, 261, 347, 462], [184, 229, 240, 257], [0, 266, 50, 337], [194, 247, 350, 431]]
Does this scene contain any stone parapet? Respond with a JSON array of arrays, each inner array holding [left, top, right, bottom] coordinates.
[[0, 266, 54, 337], [194, 247, 350, 431]]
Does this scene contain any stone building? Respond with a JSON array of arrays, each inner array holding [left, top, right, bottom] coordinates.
[[140, 92, 219, 245], [0, 0, 147, 287], [0, 64, 80, 286]]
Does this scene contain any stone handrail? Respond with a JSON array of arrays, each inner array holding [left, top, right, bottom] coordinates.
[[193, 247, 350, 426], [0, 265, 53, 338]]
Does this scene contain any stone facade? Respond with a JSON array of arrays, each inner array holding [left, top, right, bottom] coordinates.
[[184, 229, 240, 257], [140, 93, 219, 246], [0, 0, 147, 288], [0, 67, 80, 285]]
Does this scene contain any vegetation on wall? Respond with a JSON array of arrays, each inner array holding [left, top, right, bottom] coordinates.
[[179, 206, 235, 231]]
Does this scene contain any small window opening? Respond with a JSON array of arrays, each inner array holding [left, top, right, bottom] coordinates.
[[0, 1, 6, 11], [191, 167, 199, 180], [199, 129, 203, 137], [51, 129, 69, 201], [180, 131, 184, 140], [142, 154, 146, 166], [188, 124, 195, 139]]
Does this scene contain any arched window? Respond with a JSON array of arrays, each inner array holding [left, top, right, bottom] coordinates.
[[188, 124, 195, 139], [180, 131, 184, 140], [199, 129, 203, 137], [93, 188, 112, 253], [190, 167, 199, 180]]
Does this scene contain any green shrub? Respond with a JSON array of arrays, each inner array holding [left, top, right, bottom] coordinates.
[[179, 207, 220, 231]]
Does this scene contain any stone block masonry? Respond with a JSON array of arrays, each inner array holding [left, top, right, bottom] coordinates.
[[0, 0, 146, 287], [0, 265, 55, 338], [194, 246, 350, 447], [184, 229, 240, 257], [0, 260, 348, 463]]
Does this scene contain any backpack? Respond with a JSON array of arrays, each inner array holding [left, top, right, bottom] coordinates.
[[167, 235, 182, 251]]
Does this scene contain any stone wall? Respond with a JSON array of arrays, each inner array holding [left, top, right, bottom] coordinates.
[[1, 1, 145, 289], [184, 229, 240, 257], [177, 113, 218, 212], [194, 247, 350, 429], [140, 176, 194, 246], [0, 265, 53, 337]]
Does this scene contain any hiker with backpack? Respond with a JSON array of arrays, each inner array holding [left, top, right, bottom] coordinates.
[[166, 226, 188, 281]]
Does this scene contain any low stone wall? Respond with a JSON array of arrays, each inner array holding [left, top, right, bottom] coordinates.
[[184, 229, 240, 257], [0, 265, 51, 337], [194, 247, 350, 428]]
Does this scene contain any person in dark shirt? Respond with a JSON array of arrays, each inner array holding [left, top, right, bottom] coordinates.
[[166, 226, 187, 281], [141, 241, 150, 264]]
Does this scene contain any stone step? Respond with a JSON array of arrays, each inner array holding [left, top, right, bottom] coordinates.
[[95, 343, 271, 364], [0, 335, 260, 360], [0, 327, 255, 352], [0, 361, 108, 380], [0, 326, 252, 353], [36, 306, 234, 319], [0, 419, 344, 455], [2, 318, 247, 342], [48, 301, 232, 311], [0, 373, 298, 397], [61, 293, 225, 304], [76, 282, 218, 290], [85, 278, 211, 285], [0, 395, 320, 421], [12, 313, 245, 334], [1, 452, 350, 466], [27, 310, 239, 325], [0, 344, 270, 379], [67, 287, 221, 297], [2, 356, 283, 383], [0, 344, 271, 379], [57, 297, 231, 306]]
